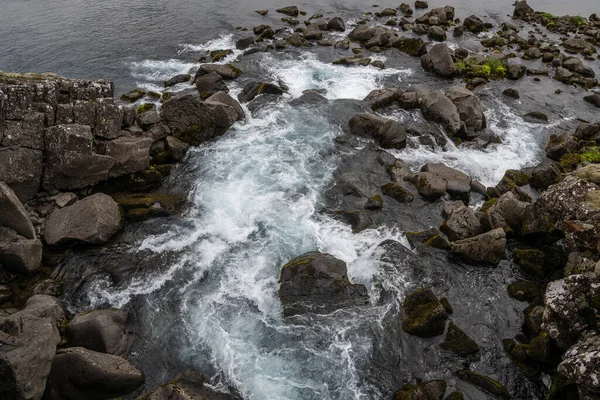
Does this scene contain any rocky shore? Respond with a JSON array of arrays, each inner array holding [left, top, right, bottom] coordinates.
[[2, 0, 600, 398]]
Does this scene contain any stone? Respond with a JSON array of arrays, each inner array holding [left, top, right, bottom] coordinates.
[[163, 74, 190, 87], [394, 380, 447, 400], [421, 43, 456, 78], [276, 6, 299, 17], [195, 64, 242, 80], [392, 37, 427, 57], [559, 333, 600, 399], [161, 95, 237, 146], [414, 172, 447, 200], [450, 228, 507, 266], [278, 252, 369, 317], [100, 136, 153, 178], [563, 39, 597, 55], [1, 112, 45, 149], [0, 181, 35, 239], [427, 26, 446, 41], [165, 136, 190, 161], [463, 15, 485, 33], [54, 192, 78, 208], [446, 86, 485, 135], [43, 124, 115, 192], [503, 88, 520, 99], [584, 94, 600, 108], [456, 371, 510, 399], [440, 322, 479, 356], [507, 63, 527, 80], [563, 57, 595, 78], [402, 287, 449, 338], [487, 191, 529, 233], [420, 91, 461, 135], [440, 206, 483, 241], [0, 295, 64, 400], [237, 81, 285, 103], [364, 88, 403, 111], [421, 163, 471, 203], [405, 228, 450, 250], [112, 193, 186, 223], [0, 227, 42, 274], [515, 248, 546, 277], [66, 309, 132, 356], [0, 147, 43, 202], [136, 110, 161, 129], [195, 72, 228, 100], [513, 0, 534, 18], [236, 37, 255, 50], [415, 0, 428, 9], [120, 89, 145, 103], [94, 99, 124, 139], [349, 113, 407, 149], [43, 347, 144, 400], [327, 17, 346, 32], [206, 91, 245, 121], [139, 371, 240, 400], [531, 159, 562, 190], [382, 183, 414, 203], [44, 193, 122, 246]]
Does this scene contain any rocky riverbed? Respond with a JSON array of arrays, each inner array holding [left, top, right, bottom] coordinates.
[[2, 1, 600, 399]]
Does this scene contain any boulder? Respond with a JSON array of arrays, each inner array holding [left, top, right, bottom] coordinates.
[[421, 43, 456, 77], [99, 136, 153, 178], [44, 193, 122, 246], [513, 0, 534, 18], [136, 110, 161, 129], [0, 147, 43, 202], [139, 372, 240, 400], [165, 136, 190, 161], [415, 0, 428, 9], [120, 89, 145, 103], [392, 37, 427, 57], [563, 39, 597, 55], [43, 124, 115, 192], [236, 37, 254, 50], [195, 72, 228, 100], [382, 183, 414, 203], [0, 181, 35, 239], [363, 88, 403, 110], [456, 371, 510, 399], [161, 95, 237, 146], [402, 287, 449, 338], [440, 206, 483, 241], [43, 347, 144, 400], [487, 191, 529, 233], [206, 91, 245, 121], [584, 93, 600, 108], [0, 295, 64, 400], [463, 15, 485, 33], [421, 163, 471, 203], [507, 63, 527, 80], [530, 159, 562, 190], [348, 113, 407, 149], [66, 309, 132, 356], [195, 64, 242, 80], [450, 228, 507, 266], [163, 74, 190, 87], [237, 81, 285, 103], [414, 172, 447, 200], [427, 26, 446, 41], [0, 227, 43, 274], [276, 6, 299, 16], [446, 86, 485, 135], [440, 322, 480, 356], [420, 91, 461, 135], [394, 380, 447, 400], [278, 252, 369, 317], [559, 333, 600, 399], [327, 17, 346, 32], [562, 57, 595, 78]]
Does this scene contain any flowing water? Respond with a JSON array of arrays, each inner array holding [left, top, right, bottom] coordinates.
[[3, 0, 600, 398]]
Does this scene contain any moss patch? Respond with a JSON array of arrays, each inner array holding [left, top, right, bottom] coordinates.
[[456, 370, 510, 399], [440, 322, 480, 356]]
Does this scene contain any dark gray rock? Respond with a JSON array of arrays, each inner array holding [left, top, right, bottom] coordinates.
[[402, 287, 449, 337], [195, 64, 242, 80], [440, 206, 483, 241], [66, 309, 132, 356], [420, 91, 461, 135], [1, 112, 45, 149], [0, 147, 43, 202], [463, 15, 485, 33], [513, 0, 534, 18], [487, 191, 529, 233], [327, 17, 346, 32], [276, 6, 299, 17], [394, 380, 447, 399], [427, 26, 447, 41], [446, 86, 486, 135], [99, 136, 153, 178], [136, 110, 161, 129], [163, 74, 190, 87], [278, 252, 369, 317], [530, 159, 562, 190], [139, 371, 240, 400], [584, 93, 600, 108], [421, 43, 456, 77], [450, 228, 506, 266], [237, 81, 285, 103], [0, 182, 35, 239], [507, 63, 527, 80], [94, 99, 124, 139], [349, 113, 407, 149], [165, 136, 190, 161], [0, 227, 43, 274], [44, 193, 122, 246], [195, 72, 228, 100], [206, 91, 245, 121], [43, 347, 144, 400], [236, 37, 255, 50]]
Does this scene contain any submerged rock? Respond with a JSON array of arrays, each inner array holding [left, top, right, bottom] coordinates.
[[66, 309, 132, 356], [394, 380, 447, 400], [139, 371, 240, 399], [456, 370, 510, 399], [278, 252, 369, 317], [440, 321, 480, 356], [402, 287, 449, 338]]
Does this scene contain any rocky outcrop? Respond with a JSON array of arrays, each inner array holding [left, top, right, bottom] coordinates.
[[0, 295, 64, 400], [66, 308, 132, 356], [43, 347, 144, 400], [349, 113, 407, 149], [278, 252, 369, 317], [44, 193, 122, 246]]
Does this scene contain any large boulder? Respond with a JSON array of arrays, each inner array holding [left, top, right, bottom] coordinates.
[[349, 113, 407, 149], [66, 309, 132, 356], [446, 86, 486, 135], [278, 252, 369, 317], [402, 287, 449, 338], [394, 380, 447, 400], [237, 81, 285, 103], [161, 95, 237, 146], [530, 159, 562, 190], [44, 193, 122, 246], [43, 347, 144, 400], [0, 295, 64, 400], [195, 72, 228, 100], [0, 227, 43, 274], [419, 163, 472, 202], [206, 91, 245, 121], [195, 64, 242, 80], [487, 191, 530, 233], [440, 206, 483, 241], [98, 136, 153, 178], [513, 0, 534, 18], [559, 333, 600, 399], [0, 181, 35, 239], [421, 43, 456, 78], [420, 91, 461, 135], [450, 228, 507, 266], [0, 147, 43, 202], [43, 124, 116, 192], [327, 17, 346, 32]]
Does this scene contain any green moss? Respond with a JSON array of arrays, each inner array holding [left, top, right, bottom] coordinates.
[[423, 234, 451, 250], [546, 372, 579, 400], [581, 146, 600, 163], [507, 280, 542, 303], [542, 12, 558, 21], [445, 392, 465, 400], [559, 153, 581, 171], [440, 322, 480, 356], [394, 37, 425, 57], [382, 183, 414, 203], [136, 103, 155, 114], [402, 287, 448, 338], [481, 36, 506, 48], [526, 332, 549, 362], [112, 193, 186, 211], [455, 60, 467, 74], [480, 198, 498, 213], [456, 371, 510, 399], [515, 248, 546, 277], [570, 15, 588, 27]]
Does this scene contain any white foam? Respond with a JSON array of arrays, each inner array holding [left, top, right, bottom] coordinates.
[[179, 33, 243, 64], [130, 58, 197, 82]]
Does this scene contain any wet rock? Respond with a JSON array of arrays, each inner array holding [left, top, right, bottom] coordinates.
[[119, 89, 145, 103], [0, 295, 64, 400], [195, 72, 228, 100], [440, 322, 479, 356], [402, 287, 449, 338], [453, 25, 465, 37], [446, 86, 485, 135], [136, 110, 161, 129], [382, 182, 414, 203], [54, 192, 78, 208], [456, 370, 510, 399], [139, 371, 240, 400], [559, 333, 600, 399], [515, 248, 546, 277], [238, 81, 285, 103], [450, 228, 506, 266], [415, 1, 428, 9], [2, 112, 45, 149], [394, 380, 447, 400], [113, 193, 186, 223], [276, 6, 299, 17], [405, 228, 450, 250], [278, 252, 369, 317], [253, 24, 271, 35], [43, 124, 115, 192], [364, 88, 403, 111], [163, 74, 190, 87], [563, 39, 597, 55], [206, 91, 245, 121], [584, 93, 600, 108], [43, 347, 144, 400], [255, 10, 267, 16], [427, 26, 446, 42], [349, 113, 407, 149], [161, 95, 236, 145], [421, 163, 471, 203], [562, 57, 595, 78], [507, 63, 527, 80], [327, 17, 346, 32], [165, 136, 190, 161], [0, 181, 35, 239], [503, 88, 520, 99], [195, 64, 242, 80], [513, 0, 534, 18], [66, 309, 132, 356], [99, 136, 153, 178], [440, 206, 483, 241], [463, 15, 486, 33], [531, 159, 562, 190], [0, 227, 43, 274], [523, 47, 541, 60], [507, 280, 543, 302], [235, 37, 255, 50], [44, 193, 122, 246], [392, 37, 427, 57], [0, 147, 44, 202], [421, 43, 456, 78], [414, 172, 447, 200], [487, 191, 530, 233], [420, 91, 461, 135]]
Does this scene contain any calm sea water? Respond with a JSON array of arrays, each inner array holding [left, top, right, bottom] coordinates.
[[0, 0, 597, 92]]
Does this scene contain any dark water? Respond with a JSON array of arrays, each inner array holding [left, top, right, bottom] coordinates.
[[0, 0, 597, 92]]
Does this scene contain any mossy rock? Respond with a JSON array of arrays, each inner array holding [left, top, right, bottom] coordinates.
[[394, 380, 447, 400], [507, 342, 540, 377], [210, 49, 233, 62], [526, 331, 550, 362], [524, 111, 549, 122], [112, 193, 186, 223], [120, 89, 146, 103], [365, 195, 383, 210], [402, 287, 449, 338], [440, 297, 453, 314], [440, 322, 479, 356], [152, 150, 173, 165], [445, 392, 464, 400], [546, 372, 580, 400], [136, 103, 155, 114], [580, 146, 600, 163], [405, 228, 449, 250], [559, 153, 581, 172], [514, 248, 546, 277], [480, 198, 498, 213], [394, 37, 426, 57], [382, 183, 415, 203], [154, 164, 173, 177], [499, 169, 530, 189], [455, 370, 510, 399], [147, 91, 161, 99], [507, 280, 542, 303]]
